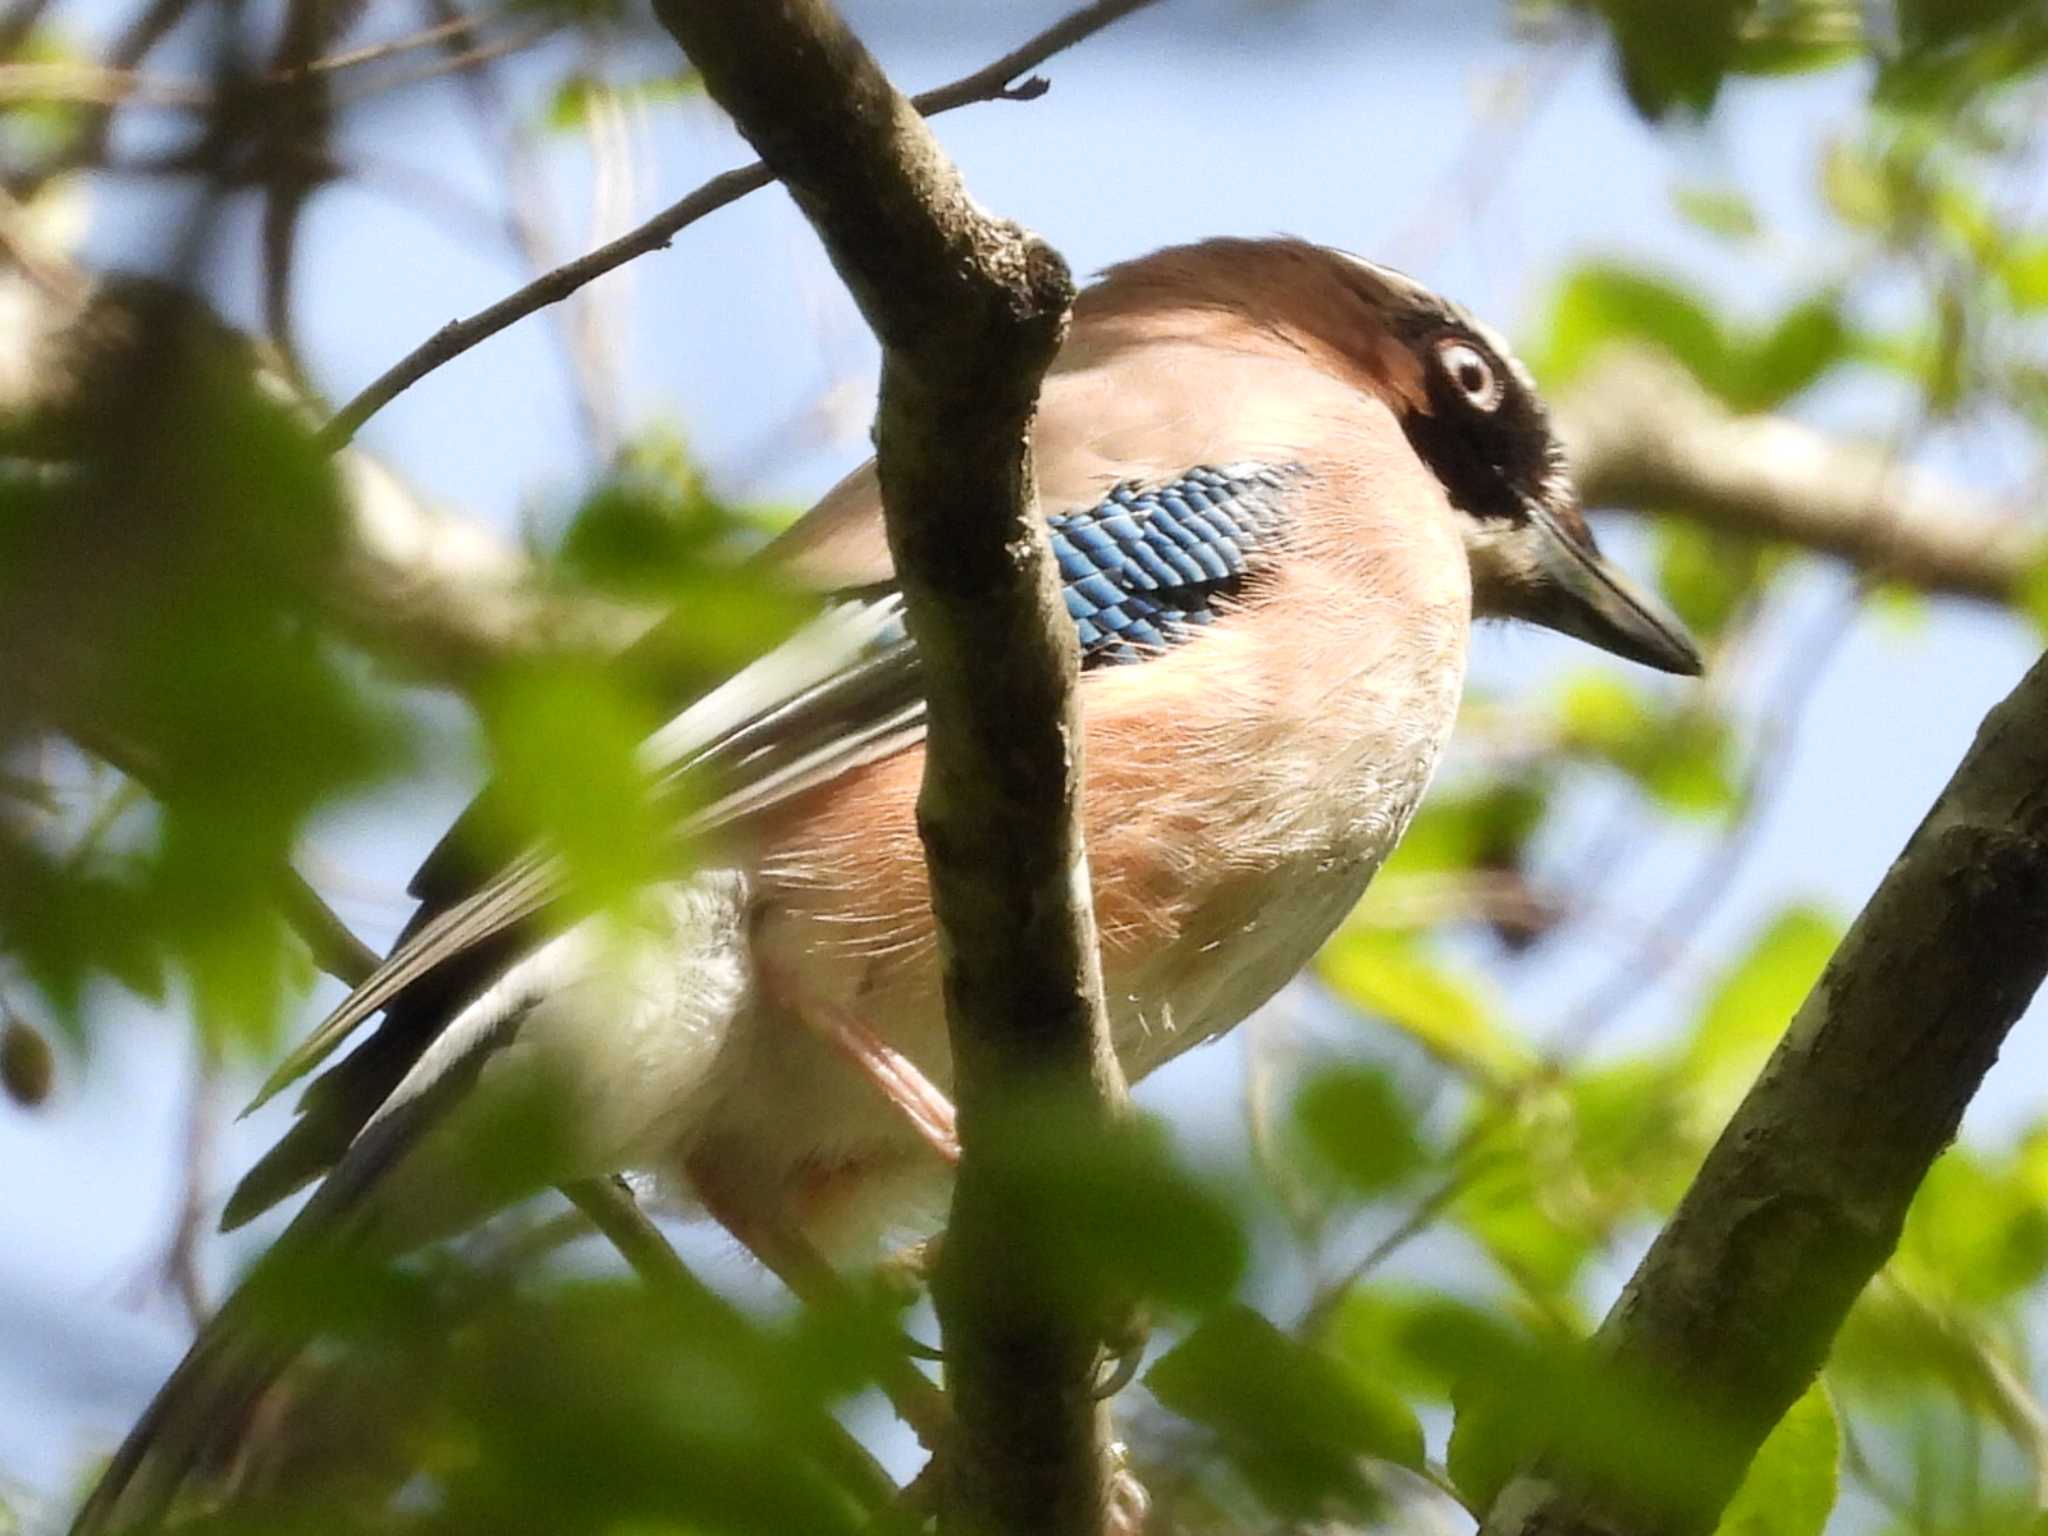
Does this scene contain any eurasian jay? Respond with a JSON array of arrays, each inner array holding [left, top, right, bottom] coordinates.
[[73, 236, 1700, 1532]]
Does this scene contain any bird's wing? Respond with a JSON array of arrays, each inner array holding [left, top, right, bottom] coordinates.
[[226, 462, 1300, 1227]]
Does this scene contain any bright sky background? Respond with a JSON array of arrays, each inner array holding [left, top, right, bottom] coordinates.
[[4, 0, 2042, 1518]]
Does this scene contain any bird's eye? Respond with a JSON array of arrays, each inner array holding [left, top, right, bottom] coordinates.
[[1435, 338, 1502, 413]]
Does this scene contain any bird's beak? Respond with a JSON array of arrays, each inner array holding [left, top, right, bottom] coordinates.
[[1526, 501, 1703, 677]]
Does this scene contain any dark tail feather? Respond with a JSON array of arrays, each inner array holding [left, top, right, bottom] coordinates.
[[68, 1286, 296, 1536]]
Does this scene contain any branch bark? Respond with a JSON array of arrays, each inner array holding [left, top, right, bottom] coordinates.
[[1480, 645, 2048, 1536], [643, 3, 1126, 1534], [1560, 348, 2042, 602]]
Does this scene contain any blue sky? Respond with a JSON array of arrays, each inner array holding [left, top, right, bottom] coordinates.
[[4, 0, 2042, 1514]]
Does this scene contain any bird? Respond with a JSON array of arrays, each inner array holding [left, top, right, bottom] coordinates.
[[71, 235, 1700, 1533]]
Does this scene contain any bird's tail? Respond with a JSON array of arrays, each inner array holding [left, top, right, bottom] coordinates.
[[69, 1265, 304, 1536]]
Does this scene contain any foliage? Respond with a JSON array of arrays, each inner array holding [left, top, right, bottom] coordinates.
[[3, 2, 2046, 1536]]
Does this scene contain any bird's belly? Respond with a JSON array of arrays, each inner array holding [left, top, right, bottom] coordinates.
[[1104, 842, 1384, 1081]]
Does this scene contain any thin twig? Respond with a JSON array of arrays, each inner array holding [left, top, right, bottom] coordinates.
[[317, 0, 1160, 451], [161, 1055, 219, 1330]]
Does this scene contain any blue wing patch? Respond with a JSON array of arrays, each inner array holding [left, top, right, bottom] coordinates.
[[1049, 463, 1299, 666]]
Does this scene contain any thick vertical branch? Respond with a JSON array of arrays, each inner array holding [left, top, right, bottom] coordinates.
[[1482, 649, 2048, 1536], [643, 3, 1126, 1533]]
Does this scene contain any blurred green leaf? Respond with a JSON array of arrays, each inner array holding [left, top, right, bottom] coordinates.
[[1293, 1065, 1428, 1196], [1655, 520, 1777, 641], [1673, 183, 1762, 241], [1376, 779, 1548, 880], [543, 69, 701, 133], [478, 660, 664, 915], [1739, 296, 1849, 411], [0, 296, 410, 1051], [1822, 139, 1896, 229], [1149, 1304, 1423, 1519], [1541, 265, 1729, 391], [1583, 0, 1756, 118], [1998, 239, 2048, 310], [1714, 1384, 1840, 1536], [1317, 927, 1531, 1085], [969, 1106, 1246, 1312], [1455, 1086, 1597, 1300], [1328, 1286, 1493, 1406], [1555, 671, 1738, 817], [1684, 905, 1840, 1125], [1540, 263, 1849, 409], [1896, 1146, 2048, 1305]]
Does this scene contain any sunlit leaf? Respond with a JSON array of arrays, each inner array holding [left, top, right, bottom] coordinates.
[[1999, 239, 2048, 310], [544, 69, 702, 133], [1673, 183, 1762, 241], [1539, 264, 1729, 391], [1896, 1146, 2048, 1304], [1317, 927, 1531, 1086], [1554, 671, 1738, 818], [1714, 1384, 1840, 1536], [1684, 905, 1840, 1125], [478, 660, 666, 915]]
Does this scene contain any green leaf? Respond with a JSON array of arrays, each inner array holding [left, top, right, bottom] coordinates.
[[478, 660, 665, 915], [1735, 296, 1848, 411], [1554, 671, 1738, 818], [1714, 1384, 1840, 1536], [1293, 1066, 1428, 1196], [1316, 928, 1531, 1086], [543, 69, 701, 133], [1896, 1147, 2048, 1304], [1454, 1089, 1597, 1300], [1673, 183, 1762, 241], [1590, 0, 1755, 118], [1684, 905, 1840, 1124], [1148, 1304, 1424, 1519], [1997, 239, 2048, 311], [1539, 265, 1730, 392], [1374, 779, 1548, 880], [1822, 140, 1895, 230], [968, 1106, 1246, 1312], [1655, 520, 1777, 641], [1328, 1286, 1490, 1405], [1448, 1368, 1528, 1515]]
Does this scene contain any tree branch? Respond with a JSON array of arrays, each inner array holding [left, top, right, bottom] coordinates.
[[320, 0, 1157, 451], [1480, 645, 2048, 1536], [644, 3, 1126, 1534], [1560, 348, 2042, 602]]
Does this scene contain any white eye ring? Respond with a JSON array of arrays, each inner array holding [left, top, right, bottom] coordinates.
[[1436, 338, 1503, 412]]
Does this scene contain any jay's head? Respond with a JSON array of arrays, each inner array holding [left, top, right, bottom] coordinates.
[[1090, 240, 1704, 677]]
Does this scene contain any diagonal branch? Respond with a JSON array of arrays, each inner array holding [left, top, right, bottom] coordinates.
[[1560, 348, 2042, 602], [644, 3, 1128, 1534], [319, 0, 1158, 451], [1480, 645, 2048, 1536]]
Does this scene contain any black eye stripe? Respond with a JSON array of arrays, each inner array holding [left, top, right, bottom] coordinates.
[[1393, 323, 1558, 524]]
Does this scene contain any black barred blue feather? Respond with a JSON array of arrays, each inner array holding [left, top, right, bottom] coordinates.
[[1049, 463, 1299, 665]]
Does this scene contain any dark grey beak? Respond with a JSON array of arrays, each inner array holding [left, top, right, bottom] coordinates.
[[1527, 503, 1703, 677]]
